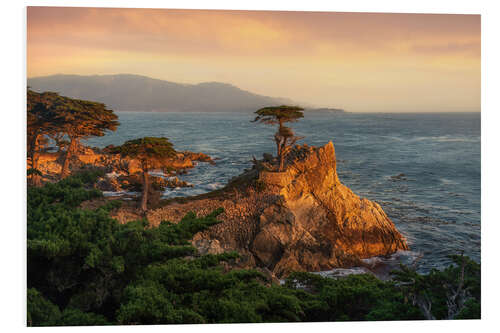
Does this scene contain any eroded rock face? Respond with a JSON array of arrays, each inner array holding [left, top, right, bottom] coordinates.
[[147, 142, 408, 278], [251, 142, 408, 276]]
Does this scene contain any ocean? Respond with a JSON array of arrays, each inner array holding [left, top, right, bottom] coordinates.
[[86, 111, 481, 273]]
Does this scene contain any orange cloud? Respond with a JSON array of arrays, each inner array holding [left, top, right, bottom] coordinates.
[[27, 7, 480, 112]]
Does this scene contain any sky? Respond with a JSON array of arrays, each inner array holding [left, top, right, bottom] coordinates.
[[27, 7, 480, 112]]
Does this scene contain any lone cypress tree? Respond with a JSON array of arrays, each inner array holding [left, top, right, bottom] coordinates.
[[253, 105, 304, 171], [110, 137, 177, 211]]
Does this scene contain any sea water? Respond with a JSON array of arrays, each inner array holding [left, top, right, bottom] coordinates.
[[86, 111, 480, 273]]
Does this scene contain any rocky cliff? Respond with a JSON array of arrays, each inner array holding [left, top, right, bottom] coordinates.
[[145, 142, 408, 278]]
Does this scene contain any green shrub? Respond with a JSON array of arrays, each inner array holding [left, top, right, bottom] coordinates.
[[27, 288, 61, 326], [28, 172, 480, 325]]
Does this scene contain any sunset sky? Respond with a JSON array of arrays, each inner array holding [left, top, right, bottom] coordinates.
[[27, 7, 480, 112]]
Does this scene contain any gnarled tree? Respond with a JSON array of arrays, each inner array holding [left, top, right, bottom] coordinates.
[[51, 97, 119, 178], [110, 137, 177, 211], [27, 89, 119, 181], [27, 90, 60, 185], [253, 105, 304, 171]]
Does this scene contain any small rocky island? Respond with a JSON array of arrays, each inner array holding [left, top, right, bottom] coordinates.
[[141, 142, 408, 278]]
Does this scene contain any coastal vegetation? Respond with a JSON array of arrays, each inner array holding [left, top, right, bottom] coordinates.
[[253, 105, 304, 171], [27, 172, 480, 326], [27, 89, 119, 182], [108, 137, 177, 211]]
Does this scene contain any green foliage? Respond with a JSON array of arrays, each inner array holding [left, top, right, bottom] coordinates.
[[253, 105, 304, 125], [117, 260, 303, 324], [28, 173, 480, 325], [391, 254, 481, 319], [455, 299, 481, 319], [27, 288, 61, 326], [109, 137, 178, 210], [253, 105, 305, 171], [110, 137, 176, 169], [54, 308, 110, 326], [27, 288, 110, 327], [27, 90, 60, 141], [28, 89, 119, 140], [27, 88, 119, 179], [284, 272, 423, 321], [155, 208, 224, 245]]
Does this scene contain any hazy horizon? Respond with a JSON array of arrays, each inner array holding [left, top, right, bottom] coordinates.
[[27, 7, 480, 113]]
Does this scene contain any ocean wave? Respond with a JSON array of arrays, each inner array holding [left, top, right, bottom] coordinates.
[[381, 135, 479, 143], [282, 250, 423, 282], [412, 135, 479, 143]]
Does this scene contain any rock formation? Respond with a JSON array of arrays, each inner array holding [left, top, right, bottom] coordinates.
[[146, 142, 408, 278], [33, 146, 214, 189]]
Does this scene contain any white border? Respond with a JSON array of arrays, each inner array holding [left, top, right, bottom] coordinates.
[[2, 0, 499, 332]]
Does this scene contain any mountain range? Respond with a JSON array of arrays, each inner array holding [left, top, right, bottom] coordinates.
[[27, 74, 297, 112]]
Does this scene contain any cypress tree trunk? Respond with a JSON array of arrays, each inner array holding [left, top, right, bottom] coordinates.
[[279, 136, 287, 172], [60, 137, 76, 179], [274, 133, 281, 168], [277, 120, 284, 171], [31, 153, 41, 187], [140, 170, 149, 212], [28, 133, 41, 186], [279, 154, 284, 172]]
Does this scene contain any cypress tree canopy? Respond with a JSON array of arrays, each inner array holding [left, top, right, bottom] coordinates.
[[253, 105, 305, 171], [110, 137, 177, 169], [27, 89, 119, 140], [51, 96, 119, 139], [27, 90, 61, 137], [253, 105, 304, 124]]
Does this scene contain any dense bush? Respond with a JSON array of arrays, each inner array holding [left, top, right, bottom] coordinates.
[[27, 172, 480, 326], [391, 254, 480, 319]]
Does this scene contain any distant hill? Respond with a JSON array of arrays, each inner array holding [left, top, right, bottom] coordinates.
[[27, 74, 295, 112]]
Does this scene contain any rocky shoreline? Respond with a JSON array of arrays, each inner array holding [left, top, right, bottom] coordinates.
[[35, 141, 408, 279], [114, 142, 408, 279], [34, 145, 214, 192]]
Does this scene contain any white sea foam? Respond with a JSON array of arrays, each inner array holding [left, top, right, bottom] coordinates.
[[412, 135, 479, 143], [383, 135, 479, 143], [102, 191, 140, 197], [314, 267, 371, 278], [308, 250, 423, 281]]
